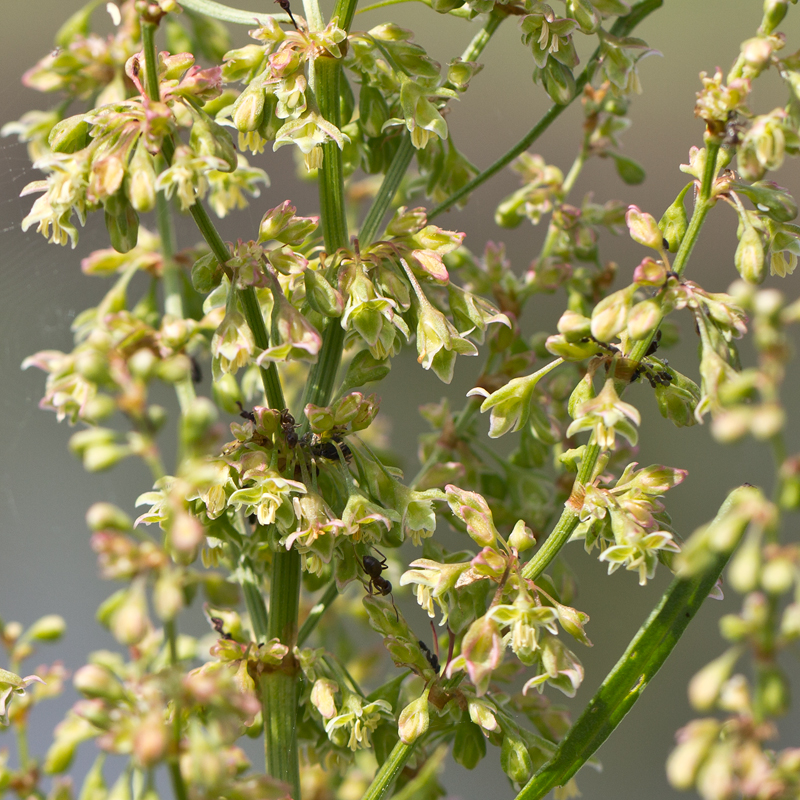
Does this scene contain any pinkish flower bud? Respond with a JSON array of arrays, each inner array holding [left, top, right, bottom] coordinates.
[[626, 205, 663, 249], [688, 647, 741, 711], [153, 570, 185, 621], [108, 581, 150, 646], [627, 298, 662, 340], [86, 503, 133, 532], [133, 712, 168, 767], [557, 310, 592, 342], [73, 664, 124, 702], [311, 679, 339, 720], [667, 719, 720, 790], [398, 687, 430, 744], [590, 285, 635, 343], [169, 511, 205, 563], [445, 485, 498, 547]]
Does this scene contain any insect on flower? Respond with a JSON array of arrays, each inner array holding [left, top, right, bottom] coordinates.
[[361, 547, 398, 619]]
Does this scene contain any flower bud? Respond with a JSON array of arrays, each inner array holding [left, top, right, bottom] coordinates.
[[133, 713, 168, 767], [734, 224, 766, 284], [86, 503, 133, 532], [542, 58, 576, 106], [555, 603, 591, 646], [304, 268, 344, 317], [755, 662, 790, 717], [508, 519, 536, 552], [127, 140, 157, 213], [232, 84, 265, 132], [107, 771, 130, 800], [169, 511, 205, 564], [688, 647, 741, 711], [191, 252, 223, 293], [500, 730, 533, 784], [109, 582, 150, 645], [761, 555, 795, 594], [667, 719, 720, 790], [26, 614, 66, 642], [190, 116, 236, 173], [398, 687, 430, 744], [659, 194, 689, 252], [626, 205, 663, 249], [104, 195, 139, 255], [212, 372, 243, 415], [627, 298, 662, 340], [49, 116, 90, 154], [761, 0, 789, 34], [557, 310, 591, 342], [310, 679, 339, 719], [153, 570, 185, 620], [566, 0, 600, 33], [728, 529, 762, 593], [467, 698, 498, 732], [74, 664, 124, 702], [590, 285, 635, 342]]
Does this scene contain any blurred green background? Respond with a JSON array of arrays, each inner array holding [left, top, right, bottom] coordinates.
[[2, 1, 800, 798]]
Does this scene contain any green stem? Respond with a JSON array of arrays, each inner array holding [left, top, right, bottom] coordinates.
[[515, 490, 742, 800], [181, 181, 285, 407], [359, 9, 505, 244], [297, 580, 339, 645], [242, 560, 270, 641], [178, 0, 290, 25], [140, 20, 196, 415], [428, 0, 664, 219], [359, 134, 415, 246], [163, 618, 189, 800], [263, 548, 302, 799], [361, 739, 417, 800], [521, 443, 600, 581], [316, 57, 349, 253], [672, 141, 721, 278]]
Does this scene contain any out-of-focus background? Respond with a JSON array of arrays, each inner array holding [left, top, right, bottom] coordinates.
[[2, 2, 800, 798]]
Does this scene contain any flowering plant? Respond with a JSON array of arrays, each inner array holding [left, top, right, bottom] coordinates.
[[4, 1, 800, 799]]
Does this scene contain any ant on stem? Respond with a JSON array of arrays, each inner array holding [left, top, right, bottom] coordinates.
[[361, 547, 398, 620]]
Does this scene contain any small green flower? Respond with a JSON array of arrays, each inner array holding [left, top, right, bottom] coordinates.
[[567, 378, 641, 449], [324, 692, 392, 751]]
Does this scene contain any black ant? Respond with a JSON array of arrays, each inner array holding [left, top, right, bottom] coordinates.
[[361, 547, 398, 619], [308, 436, 352, 463], [279, 409, 299, 447], [275, 0, 298, 28], [237, 402, 256, 423], [189, 356, 203, 384], [418, 639, 440, 674], [210, 616, 234, 641]]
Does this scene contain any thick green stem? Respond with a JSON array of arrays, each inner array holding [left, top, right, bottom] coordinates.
[[515, 489, 745, 800], [429, 0, 664, 219], [361, 739, 417, 800], [242, 560, 270, 641], [316, 58, 348, 253], [297, 580, 339, 646], [263, 548, 302, 799]]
